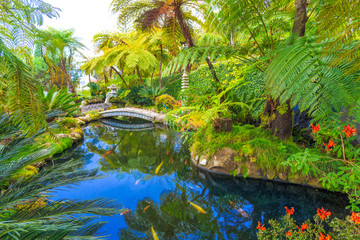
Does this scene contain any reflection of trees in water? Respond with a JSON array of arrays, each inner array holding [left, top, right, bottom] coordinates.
[[84, 122, 191, 179], [118, 190, 223, 239]]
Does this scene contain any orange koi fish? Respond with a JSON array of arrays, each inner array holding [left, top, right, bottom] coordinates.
[[229, 200, 249, 218], [120, 209, 131, 215], [102, 150, 113, 157], [143, 205, 151, 212]]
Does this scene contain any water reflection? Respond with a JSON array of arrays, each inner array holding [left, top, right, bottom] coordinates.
[[52, 120, 348, 240]]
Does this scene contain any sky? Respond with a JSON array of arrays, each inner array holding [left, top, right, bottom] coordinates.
[[42, 0, 118, 58]]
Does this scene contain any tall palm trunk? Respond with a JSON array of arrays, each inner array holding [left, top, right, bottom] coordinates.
[[159, 43, 163, 90], [263, 0, 308, 140], [60, 58, 76, 94], [174, 3, 221, 92]]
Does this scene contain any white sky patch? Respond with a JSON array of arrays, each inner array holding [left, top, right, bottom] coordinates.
[[42, 0, 118, 59]]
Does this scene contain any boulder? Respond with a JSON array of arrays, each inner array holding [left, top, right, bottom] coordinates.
[[207, 147, 238, 173], [77, 115, 91, 123]]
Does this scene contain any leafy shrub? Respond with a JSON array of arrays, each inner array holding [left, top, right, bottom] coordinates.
[[155, 94, 179, 111], [283, 119, 360, 211], [138, 86, 167, 105], [39, 86, 80, 116], [58, 117, 80, 129]]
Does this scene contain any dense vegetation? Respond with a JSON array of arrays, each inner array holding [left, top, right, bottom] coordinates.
[[0, 0, 360, 239]]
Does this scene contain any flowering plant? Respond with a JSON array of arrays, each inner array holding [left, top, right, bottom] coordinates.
[[257, 206, 360, 240], [283, 117, 360, 211]]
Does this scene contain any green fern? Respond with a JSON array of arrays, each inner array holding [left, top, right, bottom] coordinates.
[[265, 36, 360, 120]]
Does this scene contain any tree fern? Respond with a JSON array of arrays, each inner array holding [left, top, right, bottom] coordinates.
[[265, 37, 360, 120]]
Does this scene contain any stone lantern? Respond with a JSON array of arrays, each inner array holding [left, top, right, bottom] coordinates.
[[105, 84, 120, 104]]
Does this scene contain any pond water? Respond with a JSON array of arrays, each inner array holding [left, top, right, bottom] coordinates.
[[52, 118, 349, 240]]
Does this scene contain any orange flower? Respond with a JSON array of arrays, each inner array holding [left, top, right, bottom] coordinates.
[[350, 211, 360, 224], [317, 207, 331, 220], [256, 221, 266, 231], [319, 232, 331, 240], [297, 223, 308, 233], [285, 206, 294, 216], [343, 124, 357, 138], [323, 140, 335, 151], [285, 230, 292, 237], [311, 124, 320, 134]]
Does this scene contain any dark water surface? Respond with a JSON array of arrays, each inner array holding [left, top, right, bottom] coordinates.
[[52, 119, 348, 240]]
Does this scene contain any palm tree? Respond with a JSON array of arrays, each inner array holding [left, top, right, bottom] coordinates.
[[110, 0, 223, 91], [35, 28, 86, 94], [82, 32, 159, 87]]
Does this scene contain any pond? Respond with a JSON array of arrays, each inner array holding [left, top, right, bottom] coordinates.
[[52, 118, 349, 240]]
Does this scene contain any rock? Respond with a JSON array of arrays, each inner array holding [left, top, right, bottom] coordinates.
[[70, 132, 82, 142], [207, 147, 238, 173], [56, 134, 69, 138], [307, 177, 323, 189], [77, 116, 90, 123], [200, 158, 207, 166], [76, 119, 86, 125], [245, 160, 262, 178], [266, 169, 276, 180]]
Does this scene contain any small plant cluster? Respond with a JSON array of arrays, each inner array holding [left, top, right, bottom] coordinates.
[[283, 119, 360, 211], [257, 206, 360, 239]]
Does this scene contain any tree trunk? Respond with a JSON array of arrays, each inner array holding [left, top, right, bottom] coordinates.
[[263, 0, 308, 140], [111, 66, 128, 88], [159, 43, 163, 90], [103, 68, 108, 84], [136, 66, 145, 87], [174, 3, 221, 95], [150, 67, 155, 88]]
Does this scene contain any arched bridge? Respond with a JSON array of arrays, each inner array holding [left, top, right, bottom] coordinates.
[[101, 118, 155, 131], [100, 107, 166, 123]]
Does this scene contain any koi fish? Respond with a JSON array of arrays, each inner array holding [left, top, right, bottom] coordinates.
[[151, 227, 159, 240], [143, 205, 150, 212], [229, 200, 249, 218], [102, 150, 113, 157], [155, 161, 164, 175], [120, 209, 131, 215], [189, 201, 206, 214]]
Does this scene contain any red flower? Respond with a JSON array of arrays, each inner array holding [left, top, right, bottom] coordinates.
[[256, 221, 266, 231], [311, 124, 320, 134], [285, 230, 292, 237], [285, 206, 294, 216], [350, 211, 360, 224], [297, 223, 308, 233], [317, 207, 331, 220], [323, 140, 335, 151], [343, 124, 357, 138], [319, 232, 331, 240]]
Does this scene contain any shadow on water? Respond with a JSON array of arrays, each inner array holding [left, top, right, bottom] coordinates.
[[51, 119, 349, 240]]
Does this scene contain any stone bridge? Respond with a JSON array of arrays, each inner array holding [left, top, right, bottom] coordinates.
[[100, 118, 155, 131], [100, 107, 166, 123]]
